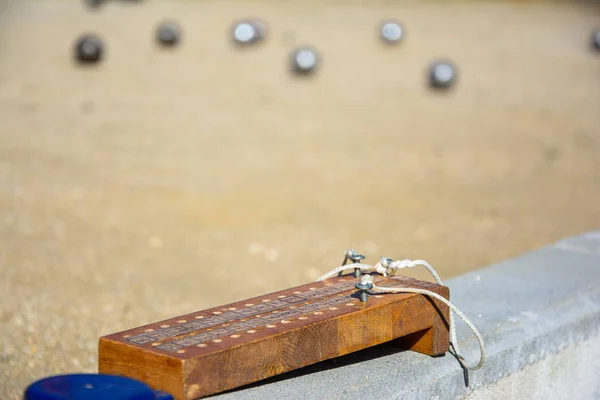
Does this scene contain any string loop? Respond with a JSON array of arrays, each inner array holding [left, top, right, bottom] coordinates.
[[316, 251, 485, 371]]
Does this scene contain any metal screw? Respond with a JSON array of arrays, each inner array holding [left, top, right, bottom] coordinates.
[[355, 280, 373, 303], [429, 61, 457, 89], [291, 47, 319, 75], [232, 20, 266, 46], [380, 257, 395, 276], [347, 250, 366, 264], [380, 20, 404, 44], [340, 249, 366, 278], [348, 250, 366, 278]]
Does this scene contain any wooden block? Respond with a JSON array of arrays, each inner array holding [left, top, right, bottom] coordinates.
[[99, 274, 450, 400]]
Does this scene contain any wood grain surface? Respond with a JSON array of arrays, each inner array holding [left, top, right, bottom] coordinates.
[[99, 274, 450, 399]]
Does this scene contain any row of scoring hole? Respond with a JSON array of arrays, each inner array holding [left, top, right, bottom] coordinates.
[[124, 294, 379, 338], [165, 302, 359, 354], [124, 282, 356, 338]]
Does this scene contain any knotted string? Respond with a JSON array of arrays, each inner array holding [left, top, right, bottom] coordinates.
[[316, 253, 485, 370]]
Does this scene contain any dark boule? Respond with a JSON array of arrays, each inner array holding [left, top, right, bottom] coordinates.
[[290, 47, 319, 75], [429, 61, 457, 89], [83, 0, 105, 9], [591, 29, 600, 51], [156, 21, 181, 47], [74, 34, 104, 64]]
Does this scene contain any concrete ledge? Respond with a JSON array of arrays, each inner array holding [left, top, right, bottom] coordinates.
[[213, 231, 600, 399]]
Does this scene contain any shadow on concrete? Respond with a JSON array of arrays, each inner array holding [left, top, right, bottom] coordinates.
[[216, 341, 408, 397]]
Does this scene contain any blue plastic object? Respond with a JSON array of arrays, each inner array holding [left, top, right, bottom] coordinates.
[[24, 374, 173, 400]]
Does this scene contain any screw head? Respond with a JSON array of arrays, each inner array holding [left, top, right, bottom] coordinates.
[[380, 257, 393, 267], [355, 281, 373, 291], [429, 61, 457, 89], [381, 258, 397, 276], [156, 21, 181, 47], [346, 249, 366, 263], [232, 20, 265, 46], [380, 20, 404, 44], [291, 47, 319, 75], [74, 34, 103, 64], [380, 257, 395, 274], [349, 253, 366, 263], [591, 29, 600, 51]]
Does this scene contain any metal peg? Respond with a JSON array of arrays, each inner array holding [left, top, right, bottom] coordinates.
[[355, 280, 373, 303], [380, 257, 395, 276], [349, 250, 366, 278], [340, 249, 366, 278]]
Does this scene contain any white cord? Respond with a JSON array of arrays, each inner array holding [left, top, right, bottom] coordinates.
[[316, 263, 386, 281], [375, 257, 462, 369], [316, 254, 485, 371]]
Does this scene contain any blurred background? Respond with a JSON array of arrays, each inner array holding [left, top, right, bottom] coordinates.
[[0, 0, 599, 397]]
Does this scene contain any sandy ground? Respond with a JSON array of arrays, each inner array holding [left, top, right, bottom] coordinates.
[[0, 0, 599, 397]]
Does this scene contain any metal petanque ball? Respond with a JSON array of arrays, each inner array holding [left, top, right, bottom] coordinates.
[[231, 20, 265, 46], [290, 48, 319, 75], [592, 29, 600, 51], [74, 34, 104, 64], [156, 21, 181, 47], [380, 20, 404, 44], [83, 0, 105, 9], [429, 61, 457, 89]]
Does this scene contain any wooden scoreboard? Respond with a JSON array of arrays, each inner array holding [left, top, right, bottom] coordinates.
[[99, 274, 450, 399]]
